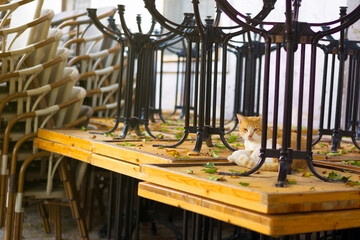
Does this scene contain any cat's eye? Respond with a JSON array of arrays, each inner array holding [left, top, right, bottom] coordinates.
[[254, 128, 258, 131], [243, 128, 248, 132]]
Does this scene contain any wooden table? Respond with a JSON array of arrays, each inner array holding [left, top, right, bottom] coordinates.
[[33, 128, 230, 239], [34, 128, 229, 179], [138, 182, 360, 236], [34, 128, 360, 237]]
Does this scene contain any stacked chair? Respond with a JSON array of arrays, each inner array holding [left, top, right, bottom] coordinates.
[[0, 1, 125, 238], [0, 1, 115, 239], [67, 44, 122, 118], [59, 8, 124, 230]]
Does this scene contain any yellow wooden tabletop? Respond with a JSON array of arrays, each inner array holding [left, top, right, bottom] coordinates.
[[138, 182, 360, 236], [140, 162, 360, 214], [33, 121, 360, 236], [35, 128, 231, 164], [34, 128, 230, 179]]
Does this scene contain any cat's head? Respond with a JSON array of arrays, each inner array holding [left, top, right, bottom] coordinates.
[[237, 114, 262, 142]]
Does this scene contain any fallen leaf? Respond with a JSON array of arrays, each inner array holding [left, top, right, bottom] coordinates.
[[186, 151, 199, 156], [208, 176, 226, 181], [166, 149, 181, 158], [239, 182, 249, 186], [302, 172, 313, 178], [211, 149, 220, 158], [202, 168, 218, 174], [203, 162, 216, 168], [286, 179, 297, 184]]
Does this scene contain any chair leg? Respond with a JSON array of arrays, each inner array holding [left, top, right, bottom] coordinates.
[[0, 174, 9, 227], [59, 158, 89, 240], [85, 168, 95, 230], [4, 191, 15, 240], [38, 203, 51, 234], [54, 204, 62, 240], [13, 211, 24, 240]]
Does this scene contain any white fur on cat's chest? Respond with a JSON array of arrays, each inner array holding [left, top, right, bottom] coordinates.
[[244, 140, 261, 151]]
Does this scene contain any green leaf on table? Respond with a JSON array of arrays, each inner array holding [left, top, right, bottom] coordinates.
[[229, 169, 247, 174], [117, 142, 135, 147], [227, 134, 238, 143], [296, 168, 305, 172], [327, 171, 351, 181], [80, 126, 86, 131], [175, 132, 184, 139], [202, 168, 218, 174], [203, 162, 216, 168], [286, 179, 297, 184], [210, 150, 220, 158], [187, 169, 194, 174], [345, 180, 360, 187], [302, 172, 313, 178], [156, 133, 164, 139], [215, 143, 227, 149], [239, 182, 249, 186], [208, 176, 225, 181], [309, 187, 316, 191], [124, 142, 135, 146]]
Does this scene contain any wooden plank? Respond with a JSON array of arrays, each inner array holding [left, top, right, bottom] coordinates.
[[37, 129, 230, 164], [92, 141, 229, 164], [140, 163, 360, 214], [34, 138, 90, 163], [138, 182, 360, 236], [90, 154, 141, 179], [92, 141, 175, 164], [37, 128, 92, 152]]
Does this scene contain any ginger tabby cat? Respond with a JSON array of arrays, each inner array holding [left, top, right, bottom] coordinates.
[[227, 114, 307, 171]]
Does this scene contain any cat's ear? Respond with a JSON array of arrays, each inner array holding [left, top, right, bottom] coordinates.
[[236, 114, 246, 124], [258, 115, 262, 121]]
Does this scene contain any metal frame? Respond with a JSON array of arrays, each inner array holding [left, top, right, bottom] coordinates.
[[144, 0, 275, 153], [88, 6, 179, 138], [216, 0, 360, 186]]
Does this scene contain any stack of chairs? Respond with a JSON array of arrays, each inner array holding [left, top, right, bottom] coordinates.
[[0, 1, 97, 239], [52, 6, 124, 231], [55, 8, 125, 230], [68, 44, 123, 118]]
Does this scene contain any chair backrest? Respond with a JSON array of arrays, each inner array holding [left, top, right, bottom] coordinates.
[[0, 66, 77, 136], [57, 7, 116, 44], [68, 45, 121, 90], [0, 8, 54, 51], [75, 63, 121, 104], [0, 0, 35, 29], [1, 85, 86, 166], [51, 9, 86, 28], [86, 83, 120, 118], [0, 47, 69, 98], [0, 28, 62, 75], [0, 48, 70, 123], [62, 33, 105, 57], [54, 86, 86, 128]]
